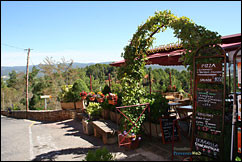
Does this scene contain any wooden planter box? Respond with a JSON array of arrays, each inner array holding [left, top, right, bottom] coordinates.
[[110, 111, 122, 124], [61, 102, 75, 110], [75, 101, 86, 113], [118, 134, 141, 150], [142, 121, 162, 137], [82, 119, 94, 135], [101, 109, 110, 120]]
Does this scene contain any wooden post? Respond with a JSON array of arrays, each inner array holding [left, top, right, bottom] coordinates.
[[169, 70, 172, 87], [25, 48, 31, 115], [108, 73, 111, 89], [149, 71, 152, 94], [90, 74, 92, 92]]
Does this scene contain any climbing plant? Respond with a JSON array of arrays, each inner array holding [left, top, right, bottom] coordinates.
[[119, 10, 221, 135]]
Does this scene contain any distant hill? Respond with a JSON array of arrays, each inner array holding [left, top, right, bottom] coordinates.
[[1, 61, 187, 77]]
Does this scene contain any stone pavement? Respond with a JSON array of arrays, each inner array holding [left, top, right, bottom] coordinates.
[[31, 118, 183, 161]]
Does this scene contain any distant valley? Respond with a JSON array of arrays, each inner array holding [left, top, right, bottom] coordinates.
[[1, 62, 187, 78]]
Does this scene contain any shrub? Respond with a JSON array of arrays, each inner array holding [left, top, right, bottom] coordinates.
[[84, 147, 114, 161], [86, 102, 102, 119], [72, 79, 90, 102], [102, 85, 111, 95]]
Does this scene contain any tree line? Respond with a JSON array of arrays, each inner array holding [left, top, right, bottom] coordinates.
[[1, 57, 191, 111]]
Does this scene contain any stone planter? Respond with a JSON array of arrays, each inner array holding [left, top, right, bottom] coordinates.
[[142, 121, 162, 137], [82, 119, 94, 135], [61, 102, 75, 110], [101, 109, 110, 120]]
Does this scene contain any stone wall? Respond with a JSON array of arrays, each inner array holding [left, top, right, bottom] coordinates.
[[1, 110, 78, 122]]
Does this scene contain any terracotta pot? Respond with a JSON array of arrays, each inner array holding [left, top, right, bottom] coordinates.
[[97, 98, 104, 103], [89, 97, 95, 101], [81, 96, 87, 100], [108, 100, 117, 105]]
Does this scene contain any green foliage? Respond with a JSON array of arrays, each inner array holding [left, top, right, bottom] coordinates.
[[6, 70, 18, 88], [102, 85, 111, 95], [146, 93, 169, 123], [72, 79, 89, 102], [83, 147, 114, 161], [1, 78, 7, 88], [86, 102, 102, 119]]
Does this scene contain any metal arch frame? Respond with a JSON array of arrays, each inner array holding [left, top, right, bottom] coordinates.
[[230, 46, 241, 161]]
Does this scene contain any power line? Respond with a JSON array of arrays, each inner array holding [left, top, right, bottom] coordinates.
[[1, 43, 26, 50]]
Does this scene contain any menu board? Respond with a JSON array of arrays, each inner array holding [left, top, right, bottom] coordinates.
[[194, 137, 220, 159], [197, 89, 223, 110], [195, 112, 222, 135], [197, 63, 222, 84], [160, 116, 179, 144], [238, 62, 241, 88], [238, 95, 241, 122]]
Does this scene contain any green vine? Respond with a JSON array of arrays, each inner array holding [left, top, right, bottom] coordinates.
[[119, 10, 222, 135]]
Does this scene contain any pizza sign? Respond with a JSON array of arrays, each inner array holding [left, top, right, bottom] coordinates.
[[197, 63, 222, 83]]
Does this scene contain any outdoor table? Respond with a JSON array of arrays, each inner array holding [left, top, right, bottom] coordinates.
[[166, 95, 175, 101], [168, 102, 182, 116], [176, 105, 193, 118]]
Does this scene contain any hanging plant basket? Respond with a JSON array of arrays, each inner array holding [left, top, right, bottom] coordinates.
[[81, 96, 87, 100], [97, 98, 104, 103], [108, 100, 117, 105], [89, 97, 95, 101]]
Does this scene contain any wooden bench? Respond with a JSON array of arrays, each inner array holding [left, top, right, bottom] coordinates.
[[92, 120, 118, 144]]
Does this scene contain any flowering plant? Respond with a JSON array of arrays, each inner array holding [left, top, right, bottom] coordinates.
[[80, 91, 87, 97], [96, 92, 105, 99], [118, 130, 142, 149], [87, 92, 96, 98], [107, 93, 118, 101]]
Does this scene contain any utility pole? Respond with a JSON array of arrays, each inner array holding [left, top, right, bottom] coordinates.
[[25, 48, 32, 114]]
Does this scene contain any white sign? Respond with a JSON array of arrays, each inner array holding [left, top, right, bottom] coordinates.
[[40, 95, 51, 99]]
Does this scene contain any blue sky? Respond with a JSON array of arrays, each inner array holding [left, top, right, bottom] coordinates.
[[1, 1, 241, 66]]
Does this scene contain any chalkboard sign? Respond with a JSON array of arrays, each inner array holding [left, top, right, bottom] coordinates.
[[196, 63, 222, 84], [195, 112, 222, 135], [197, 89, 223, 110], [159, 116, 179, 144], [194, 137, 220, 159]]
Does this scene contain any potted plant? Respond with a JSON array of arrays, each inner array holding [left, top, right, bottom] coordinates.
[[82, 102, 102, 135], [96, 91, 105, 103], [87, 92, 96, 102], [59, 85, 76, 110], [142, 93, 169, 137], [80, 91, 87, 100], [107, 93, 118, 105], [71, 79, 89, 110], [118, 131, 142, 150]]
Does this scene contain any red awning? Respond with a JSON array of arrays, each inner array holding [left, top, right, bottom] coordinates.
[[110, 33, 241, 67]]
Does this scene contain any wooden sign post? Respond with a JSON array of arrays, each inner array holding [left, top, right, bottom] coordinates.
[[191, 44, 226, 160]]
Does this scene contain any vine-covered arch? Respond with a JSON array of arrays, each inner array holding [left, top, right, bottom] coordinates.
[[119, 10, 222, 106]]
